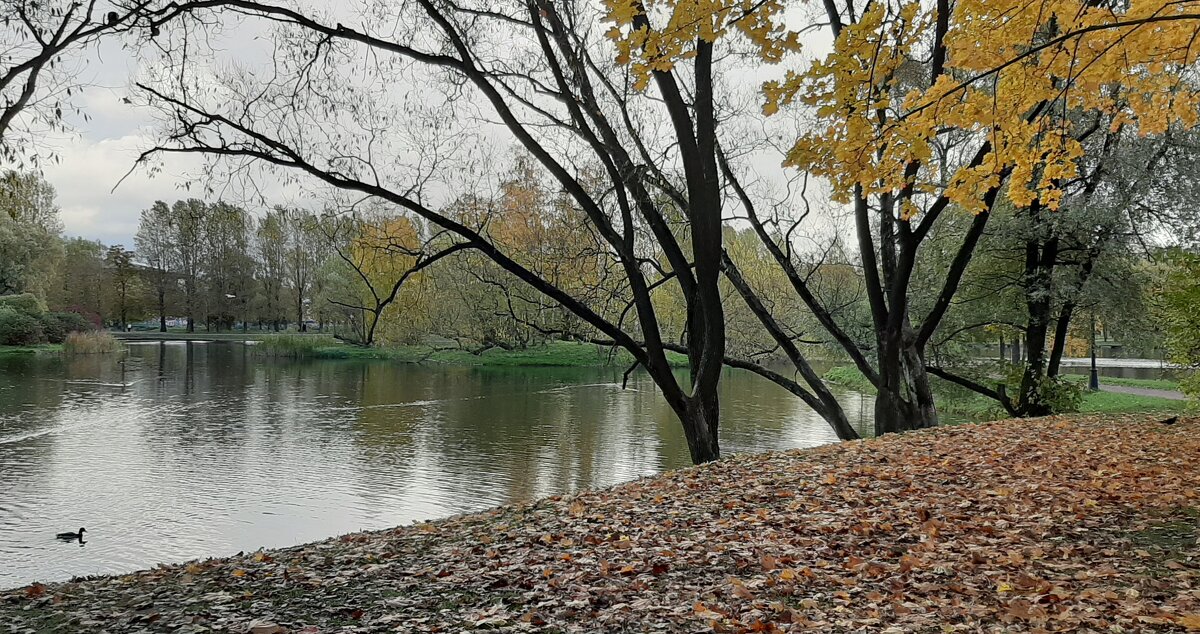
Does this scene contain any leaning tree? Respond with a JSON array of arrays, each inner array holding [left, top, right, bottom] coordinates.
[[133, 0, 806, 463]]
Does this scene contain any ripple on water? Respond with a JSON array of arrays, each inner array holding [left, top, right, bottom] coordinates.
[[0, 343, 873, 588]]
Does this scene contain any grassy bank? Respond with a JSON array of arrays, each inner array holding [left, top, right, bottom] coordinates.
[[0, 343, 62, 355], [257, 337, 689, 367], [4, 414, 1198, 632], [823, 366, 1186, 420], [1060, 373, 1182, 392]]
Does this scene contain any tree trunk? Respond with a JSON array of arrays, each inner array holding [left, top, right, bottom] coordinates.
[[1015, 213, 1057, 417], [681, 396, 720, 464], [904, 343, 939, 429], [185, 278, 196, 333], [1018, 298, 1053, 417], [874, 330, 939, 435], [158, 287, 167, 332]]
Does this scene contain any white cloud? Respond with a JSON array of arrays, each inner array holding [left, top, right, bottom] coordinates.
[[43, 123, 201, 247]]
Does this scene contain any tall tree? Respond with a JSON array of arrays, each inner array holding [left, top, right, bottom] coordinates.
[[255, 207, 288, 330], [282, 209, 321, 331], [169, 199, 206, 332], [607, 0, 1200, 435], [928, 127, 1200, 415], [49, 237, 105, 322], [0, 170, 63, 297], [135, 200, 175, 331], [105, 245, 136, 330], [200, 202, 252, 331]]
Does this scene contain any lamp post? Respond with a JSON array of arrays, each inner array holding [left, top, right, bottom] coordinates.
[[1088, 312, 1100, 391]]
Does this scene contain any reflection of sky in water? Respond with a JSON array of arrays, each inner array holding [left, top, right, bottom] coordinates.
[[0, 343, 872, 588]]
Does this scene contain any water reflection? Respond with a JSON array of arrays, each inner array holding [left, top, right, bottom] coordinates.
[[0, 342, 871, 587]]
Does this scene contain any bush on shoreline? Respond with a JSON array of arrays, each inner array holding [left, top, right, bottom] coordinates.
[[62, 331, 122, 355], [0, 293, 94, 346]]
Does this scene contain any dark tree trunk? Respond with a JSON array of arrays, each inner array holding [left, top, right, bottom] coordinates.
[[681, 394, 720, 465], [1046, 302, 1076, 378], [1015, 207, 1057, 417], [158, 287, 167, 332], [185, 277, 196, 333], [874, 335, 939, 435]]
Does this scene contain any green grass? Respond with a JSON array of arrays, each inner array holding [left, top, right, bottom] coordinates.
[[1060, 373, 1182, 392], [823, 365, 1186, 421], [259, 338, 689, 368], [253, 333, 339, 357], [822, 365, 877, 393], [1076, 390, 1185, 415], [0, 343, 62, 355], [304, 341, 691, 367]]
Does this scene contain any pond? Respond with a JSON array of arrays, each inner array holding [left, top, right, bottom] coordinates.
[[0, 342, 873, 588]]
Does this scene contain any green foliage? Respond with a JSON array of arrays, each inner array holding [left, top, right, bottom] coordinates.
[[0, 307, 44, 345], [38, 311, 92, 343], [1039, 378, 1085, 414], [1001, 365, 1085, 414], [62, 331, 121, 355], [1162, 252, 1200, 398], [0, 172, 63, 297], [0, 292, 44, 314]]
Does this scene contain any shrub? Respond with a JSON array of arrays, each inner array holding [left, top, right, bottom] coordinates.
[[0, 308, 46, 346], [1001, 365, 1085, 413], [38, 313, 67, 344], [0, 293, 45, 315], [63, 331, 122, 354], [40, 312, 94, 343]]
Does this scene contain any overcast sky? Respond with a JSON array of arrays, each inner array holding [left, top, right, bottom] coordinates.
[[32, 4, 836, 250], [34, 36, 178, 247]]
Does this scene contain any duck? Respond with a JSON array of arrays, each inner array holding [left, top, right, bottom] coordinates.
[[56, 527, 86, 541]]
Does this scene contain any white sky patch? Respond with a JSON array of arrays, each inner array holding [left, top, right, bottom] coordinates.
[[26, 2, 845, 250], [43, 128, 202, 246]]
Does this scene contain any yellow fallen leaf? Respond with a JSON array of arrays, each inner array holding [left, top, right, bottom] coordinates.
[[1178, 614, 1200, 631], [997, 582, 1013, 593], [231, 569, 246, 578]]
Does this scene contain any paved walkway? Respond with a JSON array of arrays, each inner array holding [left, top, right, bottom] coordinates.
[[1059, 357, 1174, 369], [1098, 384, 1188, 401]]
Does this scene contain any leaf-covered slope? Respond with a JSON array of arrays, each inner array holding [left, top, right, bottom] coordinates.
[[4, 414, 1199, 632]]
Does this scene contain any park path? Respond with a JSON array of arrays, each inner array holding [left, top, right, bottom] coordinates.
[[1098, 383, 1188, 401]]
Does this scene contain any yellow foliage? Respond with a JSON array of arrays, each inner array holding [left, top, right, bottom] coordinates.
[[603, 0, 799, 89], [491, 157, 604, 297], [606, 0, 1200, 214], [349, 215, 431, 343]]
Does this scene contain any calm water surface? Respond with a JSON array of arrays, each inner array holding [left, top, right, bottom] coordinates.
[[0, 342, 871, 588]]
